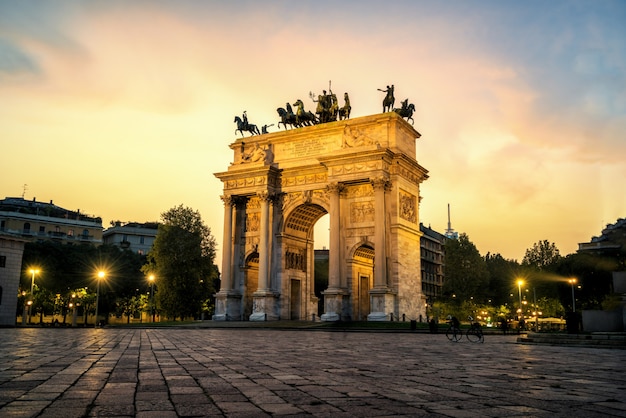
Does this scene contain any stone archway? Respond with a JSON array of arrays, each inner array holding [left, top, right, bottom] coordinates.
[[213, 113, 429, 321]]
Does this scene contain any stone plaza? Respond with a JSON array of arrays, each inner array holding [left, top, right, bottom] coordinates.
[[1, 327, 625, 417]]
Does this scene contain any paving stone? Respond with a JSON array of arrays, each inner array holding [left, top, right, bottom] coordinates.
[[1, 328, 625, 417]]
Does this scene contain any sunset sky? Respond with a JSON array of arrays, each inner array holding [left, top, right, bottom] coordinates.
[[1, 1, 624, 267]]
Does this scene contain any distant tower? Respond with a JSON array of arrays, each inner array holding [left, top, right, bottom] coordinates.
[[445, 203, 459, 240]]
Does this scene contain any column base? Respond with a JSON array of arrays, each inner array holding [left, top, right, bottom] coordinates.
[[321, 288, 347, 321], [367, 312, 389, 321], [368, 289, 394, 321], [320, 312, 341, 322], [212, 291, 242, 321], [249, 291, 279, 321]]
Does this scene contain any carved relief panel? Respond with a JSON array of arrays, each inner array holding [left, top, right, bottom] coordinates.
[[399, 189, 417, 224]]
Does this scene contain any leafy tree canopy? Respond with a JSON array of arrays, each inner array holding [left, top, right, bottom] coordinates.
[[443, 233, 489, 303], [522, 240, 561, 271], [144, 205, 218, 320]]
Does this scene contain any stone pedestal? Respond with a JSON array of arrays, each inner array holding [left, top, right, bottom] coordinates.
[[249, 291, 279, 321], [367, 289, 395, 321], [320, 289, 346, 321], [212, 291, 242, 321]]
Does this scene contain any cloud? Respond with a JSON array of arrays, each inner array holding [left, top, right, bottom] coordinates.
[[0, 38, 39, 77]]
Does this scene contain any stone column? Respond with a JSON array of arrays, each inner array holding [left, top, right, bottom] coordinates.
[[327, 182, 343, 290], [213, 195, 241, 321], [372, 177, 389, 289], [220, 195, 234, 292], [250, 191, 277, 321], [321, 182, 345, 321], [368, 177, 393, 321], [257, 191, 271, 292]]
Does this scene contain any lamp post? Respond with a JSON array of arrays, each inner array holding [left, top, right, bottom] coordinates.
[[516, 279, 524, 319], [568, 278, 577, 312], [21, 291, 27, 325], [28, 268, 39, 324], [149, 274, 155, 322], [95, 271, 105, 327]]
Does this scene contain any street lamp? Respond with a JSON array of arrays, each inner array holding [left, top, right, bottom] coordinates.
[[516, 279, 524, 319], [568, 278, 577, 312], [95, 271, 105, 327], [28, 268, 39, 324], [149, 274, 155, 322]]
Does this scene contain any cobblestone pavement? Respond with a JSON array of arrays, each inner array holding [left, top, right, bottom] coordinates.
[[1, 328, 625, 417]]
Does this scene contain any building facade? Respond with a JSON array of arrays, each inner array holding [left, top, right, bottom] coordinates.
[[0, 197, 103, 245], [578, 218, 626, 256], [420, 223, 445, 305], [103, 222, 159, 255], [0, 233, 28, 326]]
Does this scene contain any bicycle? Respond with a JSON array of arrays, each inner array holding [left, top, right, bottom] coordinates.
[[466, 316, 484, 343], [445, 317, 463, 342]]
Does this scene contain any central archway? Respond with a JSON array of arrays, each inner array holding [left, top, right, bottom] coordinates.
[[279, 202, 327, 320], [213, 113, 429, 321]]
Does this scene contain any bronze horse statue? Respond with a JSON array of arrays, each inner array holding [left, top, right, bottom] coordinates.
[[234, 116, 260, 137], [293, 99, 318, 126], [276, 107, 297, 130], [393, 103, 415, 125]]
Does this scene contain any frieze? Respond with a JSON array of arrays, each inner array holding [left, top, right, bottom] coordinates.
[[226, 176, 268, 190], [344, 184, 374, 198], [390, 164, 426, 186], [281, 172, 327, 187], [399, 189, 417, 224], [330, 160, 386, 176]]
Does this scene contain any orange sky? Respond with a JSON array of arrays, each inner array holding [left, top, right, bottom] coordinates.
[[1, 1, 624, 267]]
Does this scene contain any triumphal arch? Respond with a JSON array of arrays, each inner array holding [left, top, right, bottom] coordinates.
[[213, 112, 429, 321]]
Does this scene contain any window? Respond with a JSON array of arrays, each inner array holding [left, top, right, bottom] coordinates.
[[82, 229, 89, 238], [0, 255, 6, 267], [0, 285, 3, 305], [140, 236, 145, 244], [39, 226, 45, 234], [23, 223, 31, 233], [1, 220, 5, 230], [67, 229, 74, 237]]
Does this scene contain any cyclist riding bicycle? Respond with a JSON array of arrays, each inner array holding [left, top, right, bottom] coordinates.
[[447, 315, 460, 329]]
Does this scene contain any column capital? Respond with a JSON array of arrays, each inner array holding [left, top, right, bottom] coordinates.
[[220, 195, 235, 206], [257, 191, 274, 202], [326, 182, 345, 195], [370, 177, 391, 191]]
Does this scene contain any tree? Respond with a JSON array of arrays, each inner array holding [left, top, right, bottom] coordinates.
[[443, 233, 489, 304], [522, 240, 561, 271], [484, 252, 521, 306], [143, 205, 218, 320], [521, 240, 563, 301]]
